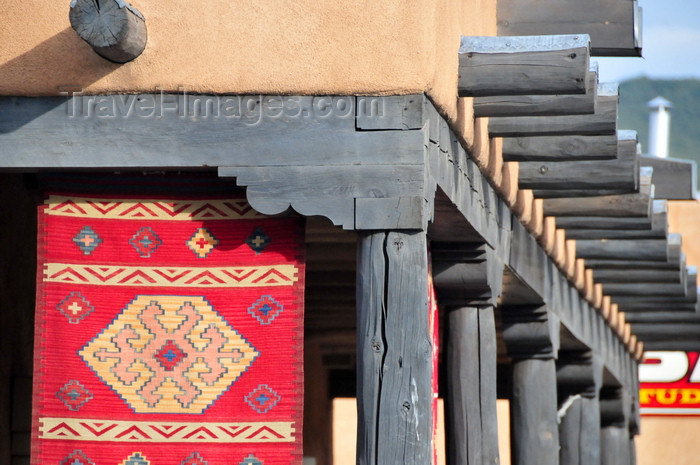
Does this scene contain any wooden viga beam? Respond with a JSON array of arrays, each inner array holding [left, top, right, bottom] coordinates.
[[530, 142, 643, 198], [458, 35, 590, 97], [555, 200, 666, 231], [538, 168, 649, 215], [488, 83, 617, 137], [503, 129, 635, 163], [564, 200, 668, 240], [602, 267, 695, 298], [497, 0, 642, 57], [612, 268, 697, 305], [576, 233, 681, 263], [519, 152, 642, 198], [473, 63, 598, 117]]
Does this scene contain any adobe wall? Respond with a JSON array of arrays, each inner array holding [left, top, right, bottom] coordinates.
[[0, 0, 496, 126]]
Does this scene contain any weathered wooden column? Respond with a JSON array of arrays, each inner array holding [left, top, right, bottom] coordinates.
[[432, 243, 503, 465], [600, 388, 630, 465], [502, 306, 560, 465], [356, 231, 433, 465], [557, 352, 603, 465]]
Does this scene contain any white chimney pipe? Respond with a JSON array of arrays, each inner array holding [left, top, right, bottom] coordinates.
[[647, 96, 672, 158]]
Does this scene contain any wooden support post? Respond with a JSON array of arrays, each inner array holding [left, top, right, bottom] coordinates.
[[69, 0, 148, 63], [511, 358, 559, 465], [502, 306, 559, 465], [458, 35, 590, 97], [356, 231, 432, 465], [601, 427, 630, 465], [435, 244, 502, 465], [557, 353, 603, 465]]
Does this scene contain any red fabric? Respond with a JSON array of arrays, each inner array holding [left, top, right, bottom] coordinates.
[[32, 193, 305, 465]]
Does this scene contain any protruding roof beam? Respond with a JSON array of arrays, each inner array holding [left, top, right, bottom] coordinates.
[[519, 146, 638, 195], [576, 238, 671, 262], [532, 151, 654, 198], [542, 172, 652, 218], [473, 63, 598, 117], [555, 200, 666, 231], [640, 156, 697, 200], [503, 129, 634, 162], [488, 83, 617, 137], [497, 0, 642, 57], [564, 199, 667, 240], [458, 35, 590, 97]]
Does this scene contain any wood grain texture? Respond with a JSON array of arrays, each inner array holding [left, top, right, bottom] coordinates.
[[356, 231, 432, 465], [511, 358, 559, 465], [446, 307, 481, 465], [503, 134, 618, 162], [69, 0, 147, 63], [497, 0, 642, 56], [458, 35, 590, 96], [576, 239, 669, 262], [488, 86, 617, 137], [473, 66, 597, 117]]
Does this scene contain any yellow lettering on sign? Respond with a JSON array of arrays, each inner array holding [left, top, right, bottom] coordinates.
[[680, 389, 700, 405]]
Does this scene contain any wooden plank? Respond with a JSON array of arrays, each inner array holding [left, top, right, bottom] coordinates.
[[542, 185, 652, 218], [640, 155, 697, 200], [446, 307, 482, 465], [519, 140, 638, 193], [70, 0, 147, 63], [593, 267, 683, 284], [503, 134, 618, 162], [497, 0, 642, 57], [473, 64, 597, 117], [563, 200, 666, 239], [458, 35, 590, 97], [356, 231, 432, 465], [576, 239, 669, 262], [511, 358, 559, 465], [488, 83, 617, 137]]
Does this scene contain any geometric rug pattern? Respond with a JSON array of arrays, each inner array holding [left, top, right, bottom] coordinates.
[[32, 192, 305, 465]]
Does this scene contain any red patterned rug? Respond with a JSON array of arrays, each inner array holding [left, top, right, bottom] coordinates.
[[32, 192, 305, 465]]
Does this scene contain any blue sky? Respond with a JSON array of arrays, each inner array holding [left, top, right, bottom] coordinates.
[[597, 0, 700, 83]]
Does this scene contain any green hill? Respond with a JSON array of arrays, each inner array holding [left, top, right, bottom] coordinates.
[[618, 77, 700, 177]]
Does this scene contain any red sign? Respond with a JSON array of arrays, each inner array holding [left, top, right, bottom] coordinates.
[[640, 351, 700, 415]]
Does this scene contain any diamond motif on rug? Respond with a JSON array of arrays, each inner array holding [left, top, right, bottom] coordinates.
[[239, 454, 264, 465], [187, 228, 219, 258], [245, 384, 281, 414], [129, 227, 162, 258], [248, 296, 284, 325], [56, 380, 93, 411], [155, 339, 188, 371], [79, 295, 258, 414], [120, 452, 150, 465], [181, 452, 208, 465], [60, 449, 95, 465], [246, 227, 271, 254], [57, 291, 94, 324], [73, 226, 102, 255]]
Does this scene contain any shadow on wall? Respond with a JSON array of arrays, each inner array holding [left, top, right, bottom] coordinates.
[[0, 27, 120, 132]]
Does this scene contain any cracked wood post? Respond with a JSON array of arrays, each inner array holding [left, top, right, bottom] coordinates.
[[70, 0, 147, 63], [356, 231, 432, 465]]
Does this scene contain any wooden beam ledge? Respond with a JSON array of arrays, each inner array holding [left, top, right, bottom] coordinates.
[[458, 35, 590, 97]]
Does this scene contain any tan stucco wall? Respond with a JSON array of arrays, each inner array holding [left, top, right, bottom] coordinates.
[[668, 200, 700, 268], [0, 0, 496, 123], [637, 199, 700, 465]]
